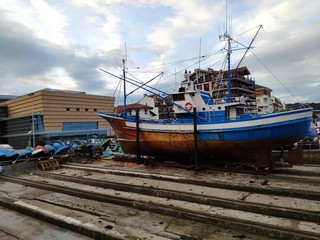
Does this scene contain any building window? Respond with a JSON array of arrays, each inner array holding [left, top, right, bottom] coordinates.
[[94, 108, 97, 112], [3, 115, 44, 135], [85, 108, 88, 112], [66, 108, 70, 111], [76, 108, 80, 111], [62, 122, 98, 131]]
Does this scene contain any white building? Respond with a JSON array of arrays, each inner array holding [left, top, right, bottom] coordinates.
[[138, 94, 174, 120], [138, 95, 158, 119], [255, 85, 285, 113]]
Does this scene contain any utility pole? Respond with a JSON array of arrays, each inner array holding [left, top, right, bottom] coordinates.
[[28, 93, 35, 148]]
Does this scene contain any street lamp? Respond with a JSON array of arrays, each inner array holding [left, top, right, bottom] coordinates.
[[28, 131, 32, 147], [28, 93, 35, 148]]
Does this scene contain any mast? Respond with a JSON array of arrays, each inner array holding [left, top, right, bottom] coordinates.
[[122, 42, 128, 117], [227, 35, 231, 100], [219, 0, 232, 102], [122, 58, 127, 117]]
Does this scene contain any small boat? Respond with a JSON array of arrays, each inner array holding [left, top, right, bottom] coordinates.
[[53, 145, 71, 157], [72, 143, 87, 158], [84, 144, 102, 158], [31, 148, 46, 159], [44, 144, 56, 157], [100, 138, 110, 150], [16, 147, 33, 160], [98, 23, 313, 169], [0, 148, 19, 162]]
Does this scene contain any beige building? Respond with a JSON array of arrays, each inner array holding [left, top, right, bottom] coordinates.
[[255, 84, 285, 113], [0, 88, 115, 148], [185, 67, 256, 113]]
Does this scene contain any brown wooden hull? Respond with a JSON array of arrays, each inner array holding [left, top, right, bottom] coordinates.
[[99, 106, 314, 168], [103, 116, 305, 167]]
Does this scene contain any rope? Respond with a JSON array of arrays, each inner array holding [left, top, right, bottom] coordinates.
[[250, 50, 302, 104]]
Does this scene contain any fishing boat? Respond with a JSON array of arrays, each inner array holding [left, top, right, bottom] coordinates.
[[98, 26, 313, 168]]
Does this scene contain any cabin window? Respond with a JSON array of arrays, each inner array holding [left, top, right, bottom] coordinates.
[[172, 93, 185, 101]]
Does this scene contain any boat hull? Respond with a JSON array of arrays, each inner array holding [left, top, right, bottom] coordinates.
[[99, 108, 312, 167]]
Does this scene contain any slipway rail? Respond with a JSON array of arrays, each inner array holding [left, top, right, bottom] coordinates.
[[0, 168, 319, 240]]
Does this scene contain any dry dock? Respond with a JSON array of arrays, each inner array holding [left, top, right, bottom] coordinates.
[[0, 158, 319, 240]]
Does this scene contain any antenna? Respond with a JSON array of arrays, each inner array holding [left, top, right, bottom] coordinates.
[[175, 68, 177, 89], [124, 42, 127, 63], [219, 0, 232, 101], [230, 16, 232, 36], [225, 0, 228, 34], [198, 38, 202, 70], [219, 0, 229, 41]]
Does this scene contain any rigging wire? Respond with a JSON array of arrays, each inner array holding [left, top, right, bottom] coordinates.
[[114, 78, 123, 113], [114, 25, 281, 101], [153, 72, 164, 88], [219, 26, 301, 104], [128, 49, 222, 74], [126, 72, 144, 84], [249, 50, 301, 103], [233, 25, 263, 39], [113, 77, 122, 97], [131, 56, 203, 70], [215, 51, 228, 98], [164, 50, 223, 80]]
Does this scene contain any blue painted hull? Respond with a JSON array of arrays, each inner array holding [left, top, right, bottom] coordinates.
[[199, 116, 310, 142], [99, 108, 313, 167]]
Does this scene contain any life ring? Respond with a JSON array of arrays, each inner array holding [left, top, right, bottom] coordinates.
[[185, 102, 193, 111]]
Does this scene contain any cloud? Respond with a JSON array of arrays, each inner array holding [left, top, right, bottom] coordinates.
[[147, 1, 223, 53], [100, 14, 123, 52], [1, 0, 68, 47], [0, 8, 121, 96], [0, 0, 319, 104]]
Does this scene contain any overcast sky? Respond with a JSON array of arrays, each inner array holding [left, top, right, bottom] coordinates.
[[0, 0, 319, 105]]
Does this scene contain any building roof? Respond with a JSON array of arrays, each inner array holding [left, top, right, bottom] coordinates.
[[255, 84, 272, 91], [228, 66, 251, 75], [114, 103, 153, 113], [0, 95, 18, 103], [187, 66, 251, 79]]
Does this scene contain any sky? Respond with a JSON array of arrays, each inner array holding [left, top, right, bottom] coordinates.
[[0, 0, 319, 105]]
